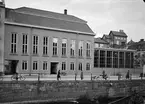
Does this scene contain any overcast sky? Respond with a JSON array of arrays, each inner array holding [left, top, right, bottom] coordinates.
[[5, 0, 145, 42]]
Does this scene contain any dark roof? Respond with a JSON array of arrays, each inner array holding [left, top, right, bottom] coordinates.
[[102, 34, 110, 39], [110, 31, 127, 37], [94, 38, 109, 44], [127, 39, 135, 45], [15, 7, 87, 23], [5, 7, 94, 35]]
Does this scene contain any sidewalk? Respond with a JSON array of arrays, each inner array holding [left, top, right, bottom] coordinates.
[[0, 74, 143, 81]]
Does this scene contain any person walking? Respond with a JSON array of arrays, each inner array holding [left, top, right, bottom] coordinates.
[[80, 70, 83, 80], [126, 70, 130, 80], [57, 70, 61, 81]]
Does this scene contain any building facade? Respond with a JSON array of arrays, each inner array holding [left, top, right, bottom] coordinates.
[[0, 2, 95, 75], [94, 37, 109, 48], [93, 47, 141, 76], [103, 30, 128, 48]]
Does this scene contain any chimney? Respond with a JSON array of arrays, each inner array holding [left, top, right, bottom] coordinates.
[[140, 39, 144, 42], [64, 9, 67, 15], [119, 30, 124, 33]]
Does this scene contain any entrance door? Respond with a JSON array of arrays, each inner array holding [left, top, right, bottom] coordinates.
[[50, 62, 58, 74], [5, 60, 19, 75]]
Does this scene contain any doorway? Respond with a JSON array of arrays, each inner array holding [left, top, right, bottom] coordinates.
[[50, 62, 58, 74], [4, 60, 19, 75]]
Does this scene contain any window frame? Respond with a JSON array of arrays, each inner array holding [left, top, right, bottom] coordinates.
[[22, 60, 28, 70], [43, 36, 49, 55], [32, 35, 39, 55], [11, 32, 17, 54], [52, 38, 58, 56], [22, 33, 28, 54]]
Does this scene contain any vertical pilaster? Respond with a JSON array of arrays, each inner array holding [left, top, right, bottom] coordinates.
[[98, 49, 100, 67], [0, 3, 5, 73]]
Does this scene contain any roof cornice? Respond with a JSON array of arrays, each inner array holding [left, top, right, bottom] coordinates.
[[5, 21, 95, 36]]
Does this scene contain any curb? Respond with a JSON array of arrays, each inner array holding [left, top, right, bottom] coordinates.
[[0, 98, 76, 104]]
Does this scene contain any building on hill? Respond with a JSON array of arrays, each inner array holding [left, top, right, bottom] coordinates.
[[102, 30, 128, 49], [94, 37, 109, 48], [128, 39, 145, 51], [102, 34, 111, 45], [0, 1, 95, 75]]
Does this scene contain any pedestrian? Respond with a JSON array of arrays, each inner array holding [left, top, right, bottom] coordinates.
[[57, 70, 61, 81], [80, 70, 83, 80], [126, 70, 130, 80]]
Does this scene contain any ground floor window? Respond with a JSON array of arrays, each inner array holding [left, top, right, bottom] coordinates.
[[33, 61, 38, 70], [86, 63, 90, 70], [43, 61, 47, 70], [79, 62, 82, 71], [70, 62, 74, 70], [62, 62, 66, 70], [22, 61, 27, 70]]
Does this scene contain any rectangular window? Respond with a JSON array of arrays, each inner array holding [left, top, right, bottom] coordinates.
[[100, 50, 105, 68], [62, 62, 66, 70], [79, 41, 83, 57], [70, 40, 75, 57], [86, 42, 91, 57], [43, 61, 47, 70], [119, 52, 124, 68], [22, 34, 28, 54], [22, 61, 27, 70], [70, 62, 74, 70], [43, 36, 48, 55], [113, 51, 118, 68], [33, 61, 38, 70], [107, 51, 112, 68], [62, 39, 67, 56], [78, 62, 82, 71], [33, 36, 38, 55], [94, 50, 99, 67], [125, 52, 131, 68], [11, 33, 17, 54], [53, 38, 58, 56], [86, 63, 90, 70]]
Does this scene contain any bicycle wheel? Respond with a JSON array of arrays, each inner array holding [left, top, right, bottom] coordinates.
[[0, 76, 3, 81], [11, 75, 16, 81], [20, 76, 26, 81]]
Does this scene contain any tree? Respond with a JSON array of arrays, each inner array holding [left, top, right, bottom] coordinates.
[[134, 51, 145, 68]]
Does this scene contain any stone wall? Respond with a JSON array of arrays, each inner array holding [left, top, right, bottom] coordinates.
[[0, 80, 145, 103]]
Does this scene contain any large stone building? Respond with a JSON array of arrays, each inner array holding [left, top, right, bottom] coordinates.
[[0, 2, 95, 75]]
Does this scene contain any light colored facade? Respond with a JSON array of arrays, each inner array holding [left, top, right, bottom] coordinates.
[[0, 2, 95, 75]]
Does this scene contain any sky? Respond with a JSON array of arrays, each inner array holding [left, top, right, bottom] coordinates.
[[4, 0, 145, 42]]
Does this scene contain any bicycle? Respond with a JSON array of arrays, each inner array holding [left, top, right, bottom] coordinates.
[[11, 73, 26, 81]]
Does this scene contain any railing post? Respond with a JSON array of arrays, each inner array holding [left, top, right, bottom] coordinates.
[[75, 73, 77, 81], [38, 73, 40, 82], [91, 73, 92, 81]]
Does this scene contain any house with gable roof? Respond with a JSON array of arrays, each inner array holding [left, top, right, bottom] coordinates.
[[0, 1, 95, 75]]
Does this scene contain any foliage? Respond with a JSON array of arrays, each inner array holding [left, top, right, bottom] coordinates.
[[134, 51, 145, 68]]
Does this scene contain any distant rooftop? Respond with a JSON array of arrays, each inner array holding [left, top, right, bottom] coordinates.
[[110, 30, 127, 37], [94, 37, 109, 44]]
